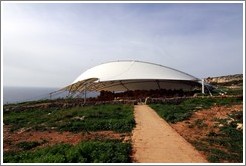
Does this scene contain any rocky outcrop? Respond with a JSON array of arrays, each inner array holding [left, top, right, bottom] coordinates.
[[205, 74, 243, 86]]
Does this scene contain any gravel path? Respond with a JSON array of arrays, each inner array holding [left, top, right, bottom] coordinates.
[[131, 105, 207, 163]]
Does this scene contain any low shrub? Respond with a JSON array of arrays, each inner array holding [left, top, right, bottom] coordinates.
[[17, 141, 41, 150], [4, 104, 135, 133], [4, 140, 131, 163]]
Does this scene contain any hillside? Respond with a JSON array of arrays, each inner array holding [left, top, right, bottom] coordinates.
[[205, 74, 243, 87]]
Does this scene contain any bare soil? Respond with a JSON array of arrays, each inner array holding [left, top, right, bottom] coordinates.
[[131, 105, 207, 163], [170, 104, 243, 159], [3, 126, 130, 152]]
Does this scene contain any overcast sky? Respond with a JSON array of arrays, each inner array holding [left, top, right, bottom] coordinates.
[[2, 2, 243, 88]]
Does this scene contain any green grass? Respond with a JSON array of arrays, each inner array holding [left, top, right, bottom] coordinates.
[[3, 104, 135, 133], [4, 140, 131, 163], [150, 97, 242, 123]]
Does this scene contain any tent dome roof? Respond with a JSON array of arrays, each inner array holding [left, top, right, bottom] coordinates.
[[66, 60, 201, 92]]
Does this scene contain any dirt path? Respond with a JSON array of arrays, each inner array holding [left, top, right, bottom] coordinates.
[[131, 105, 207, 163]]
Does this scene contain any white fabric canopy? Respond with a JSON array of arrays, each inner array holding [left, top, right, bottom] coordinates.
[[64, 60, 201, 92]]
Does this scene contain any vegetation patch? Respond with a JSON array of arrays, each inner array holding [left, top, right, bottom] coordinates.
[[150, 97, 242, 123], [192, 111, 243, 163], [194, 119, 207, 129], [3, 104, 135, 133], [16, 141, 42, 151], [3, 104, 134, 163], [4, 140, 131, 163]]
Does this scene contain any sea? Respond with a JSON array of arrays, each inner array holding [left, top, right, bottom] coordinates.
[[2, 87, 99, 104]]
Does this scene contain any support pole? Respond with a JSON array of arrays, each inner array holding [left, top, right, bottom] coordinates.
[[84, 84, 87, 104], [202, 79, 205, 94]]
